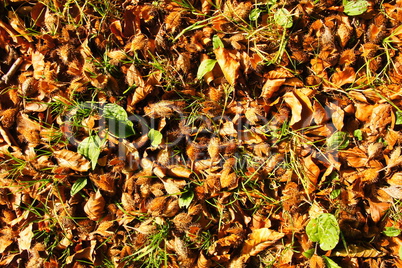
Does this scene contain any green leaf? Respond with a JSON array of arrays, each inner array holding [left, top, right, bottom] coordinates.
[[103, 103, 135, 138], [343, 0, 368, 16], [306, 218, 320, 242], [148, 129, 163, 147], [396, 111, 402, 125], [78, 135, 102, 169], [70, 178, 87, 196], [249, 8, 262, 21], [399, 244, 402, 260], [327, 131, 350, 150], [322, 256, 342, 268], [302, 248, 314, 259], [383, 227, 401, 237], [213, 35, 224, 49], [353, 129, 363, 140], [306, 213, 340, 251], [274, 8, 293, 28], [330, 189, 341, 199], [197, 59, 217, 80], [179, 190, 194, 208]]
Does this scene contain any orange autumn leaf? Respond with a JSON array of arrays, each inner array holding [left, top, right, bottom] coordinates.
[[331, 66, 356, 87], [283, 89, 314, 128], [260, 78, 286, 99]]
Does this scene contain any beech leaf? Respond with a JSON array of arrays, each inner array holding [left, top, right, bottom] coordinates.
[[343, 0, 368, 16], [306, 213, 340, 251]]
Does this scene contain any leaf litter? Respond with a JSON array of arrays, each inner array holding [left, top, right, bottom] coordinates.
[[1, 0, 402, 267]]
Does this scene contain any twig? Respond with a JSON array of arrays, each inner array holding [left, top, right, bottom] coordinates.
[[0, 57, 23, 86]]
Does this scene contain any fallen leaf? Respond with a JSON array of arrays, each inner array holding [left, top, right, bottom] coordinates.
[[237, 228, 285, 264], [18, 223, 33, 251], [53, 149, 90, 172], [214, 47, 240, 85], [84, 190, 106, 221], [260, 78, 286, 99]]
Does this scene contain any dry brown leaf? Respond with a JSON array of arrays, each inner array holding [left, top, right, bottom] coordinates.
[[0, 227, 15, 254], [126, 63, 145, 87], [366, 199, 391, 222], [214, 47, 240, 85], [367, 142, 383, 160], [337, 16, 353, 48], [18, 223, 33, 251], [312, 101, 330, 125], [32, 51, 45, 79], [144, 100, 176, 118], [387, 172, 402, 186], [197, 252, 212, 268], [310, 254, 325, 268], [260, 78, 286, 99], [382, 186, 402, 199], [331, 66, 356, 87], [207, 137, 220, 161], [167, 166, 192, 178], [129, 71, 162, 107], [302, 154, 320, 191], [368, 104, 392, 136], [283, 89, 313, 128], [245, 107, 261, 125], [84, 190, 106, 221], [328, 102, 345, 131], [241, 228, 285, 257], [53, 149, 90, 172], [219, 121, 237, 136], [385, 146, 402, 172]]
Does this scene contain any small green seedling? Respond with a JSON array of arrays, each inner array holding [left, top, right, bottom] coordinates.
[[179, 189, 194, 208], [103, 103, 135, 138], [306, 213, 340, 251], [249, 8, 262, 21], [78, 135, 103, 169], [70, 178, 88, 196]]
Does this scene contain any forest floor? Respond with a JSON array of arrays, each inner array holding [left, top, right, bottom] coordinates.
[[1, 0, 402, 267]]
